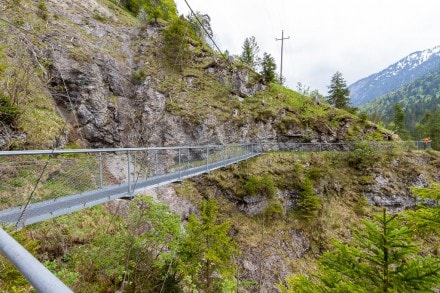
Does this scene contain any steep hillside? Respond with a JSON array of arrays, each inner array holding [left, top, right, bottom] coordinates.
[[0, 0, 391, 150], [349, 46, 440, 106], [362, 69, 440, 137], [2, 147, 439, 292]]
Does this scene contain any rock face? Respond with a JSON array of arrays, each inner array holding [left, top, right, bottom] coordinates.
[[363, 156, 435, 211], [17, 0, 385, 149]]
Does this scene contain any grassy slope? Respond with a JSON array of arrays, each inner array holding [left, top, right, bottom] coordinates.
[[175, 148, 440, 284], [3, 148, 438, 291]]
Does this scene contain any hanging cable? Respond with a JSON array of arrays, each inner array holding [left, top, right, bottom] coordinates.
[[183, 0, 223, 55]]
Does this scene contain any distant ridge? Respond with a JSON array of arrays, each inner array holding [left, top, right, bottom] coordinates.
[[349, 46, 440, 106]]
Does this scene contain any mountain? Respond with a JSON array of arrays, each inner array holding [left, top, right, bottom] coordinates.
[[349, 46, 440, 106], [362, 69, 440, 139]]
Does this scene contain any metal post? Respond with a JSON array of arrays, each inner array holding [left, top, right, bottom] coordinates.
[[145, 150, 149, 178], [127, 152, 131, 195], [276, 30, 290, 84], [0, 228, 73, 293], [187, 147, 190, 170], [206, 146, 209, 173], [178, 148, 182, 180], [155, 150, 158, 175], [98, 152, 103, 189]]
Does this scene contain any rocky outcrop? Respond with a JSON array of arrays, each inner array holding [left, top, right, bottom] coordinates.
[[363, 157, 434, 211]]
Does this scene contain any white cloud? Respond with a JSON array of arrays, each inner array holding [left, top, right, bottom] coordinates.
[[175, 0, 440, 93]]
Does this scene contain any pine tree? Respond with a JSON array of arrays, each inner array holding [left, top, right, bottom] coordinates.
[[280, 209, 440, 292], [327, 71, 350, 109], [392, 103, 411, 140], [423, 108, 440, 150], [176, 199, 238, 291], [407, 183, 440, 233], [239, 36, 260, 70], [260, 52, 277, 84]]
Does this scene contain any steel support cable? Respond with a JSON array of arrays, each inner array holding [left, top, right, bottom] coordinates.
[[0, 15, 88, 227], [15, 45, 84, 228], [183, 0, 224, 55]]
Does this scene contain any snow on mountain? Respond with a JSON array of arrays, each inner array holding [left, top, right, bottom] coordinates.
[[349, 46, 440, 106]]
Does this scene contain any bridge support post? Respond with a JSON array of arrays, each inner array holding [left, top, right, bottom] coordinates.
[[206, 146, 209, 173], [155, 150, 158, 175], [98, 152, 103, 189], [178, 148, 182, 180], [127, 152, 132, 195], [187, 148, 190, 171]]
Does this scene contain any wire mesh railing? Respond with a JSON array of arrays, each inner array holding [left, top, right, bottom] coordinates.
[[0, 141, 429, 213], [0, 144, 259, 212], [259, 141, 427, 152]]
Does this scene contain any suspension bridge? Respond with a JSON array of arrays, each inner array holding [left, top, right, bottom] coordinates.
[[0, 141, 426, 292]]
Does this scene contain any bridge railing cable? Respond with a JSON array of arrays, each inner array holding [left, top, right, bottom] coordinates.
[[0, 144, 259, 213]]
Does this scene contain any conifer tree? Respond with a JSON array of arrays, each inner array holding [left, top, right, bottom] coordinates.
[[327, 71, 350, 109], [260, 52, 277, 84], [392, 103, 411, 139], [280, 209, 440, 292], [407, 183, 440, 233], [239, 36, 260, 70], [176, 199, 238, 291], [423, 108, 440, 150]]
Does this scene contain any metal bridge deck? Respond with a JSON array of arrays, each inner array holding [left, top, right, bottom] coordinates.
[[0, 152, 257, 228]]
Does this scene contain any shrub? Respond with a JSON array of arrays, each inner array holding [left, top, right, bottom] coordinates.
[[264, 199, 284, 219], [37, 2, 48, 20], [0, 93, 20, 126], [348, 141, 381, 170], [244, 175, 276, 198], [131, 70, 146, 85], [163, 18, 191, 70], [296, 178, 321, 219]]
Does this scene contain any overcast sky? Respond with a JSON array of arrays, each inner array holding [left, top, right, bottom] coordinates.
[[174, 0, 440, 94]]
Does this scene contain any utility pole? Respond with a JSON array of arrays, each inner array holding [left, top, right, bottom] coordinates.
[[276, 30, 290, 85]]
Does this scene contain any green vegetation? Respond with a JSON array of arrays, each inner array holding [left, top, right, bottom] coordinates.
[[260, 52, 277, 84], [295, 178, 321, 219], [36, 2, 49, 20], [362, 70, 440, 146], [244, 175, 276, 198], [0, 155, 100, 209], [327, 71, 351, 109], [114, 0, 177, 23], [406, 183, 440, 234], [392, 103, 411, 140], [0, 197, 238, 292], [131, 69, 147, 85], [239, 36, 260, 70], [0, 92, 19, 125], [280, 209, 440, 293], [177, 199, 238, 291], [0, 228, 39, 290], [1, 149, 439, 291], [162, 17, 192, 70], [348, 141, 382, 170], [186, 11, 213, 45]]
